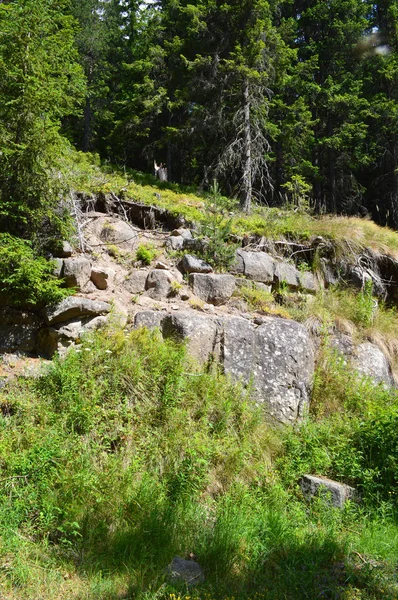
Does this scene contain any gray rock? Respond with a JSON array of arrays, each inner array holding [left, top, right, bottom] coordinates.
[[0, 309, 42, 353], [300, 474, 357, 509], [299, 271, 318, 293], [90, 266, 114, 290], [52, 258, 64, 278], [189, 273, 236, 305], [180, 254, 213, 274], [352, 342, 393, 386], [155, 261, 169, 270], [274, 261, 300, 290], [162, 312, 220, 363], [0, 325, 39, 353], [63, 257, 92, 290], [166, 556, 205, 587], [223, 317, 314, 424], [134, 310, 314, 423], [43, 297, 111, 325], [134, 311, 165, 330], [125, 270, 148, 294], [100, 220, 137, 249], [232, 250, 275, 284], [56, 241, 73, 258], [145, 269, 175, 299], [166, 235, 184, 251]]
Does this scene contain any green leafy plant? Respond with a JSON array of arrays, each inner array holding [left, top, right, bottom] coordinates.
[[135, 243, 158, 265], [0, 233, 71, 306]]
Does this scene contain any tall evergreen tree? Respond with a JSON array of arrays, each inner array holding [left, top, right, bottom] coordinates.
[[0, 0, 85, 241]]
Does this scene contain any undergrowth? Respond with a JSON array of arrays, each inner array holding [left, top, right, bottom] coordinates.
[[0, 328, 397, 599]]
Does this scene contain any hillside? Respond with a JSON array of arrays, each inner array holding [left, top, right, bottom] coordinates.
[[0, 159, 398, 599]]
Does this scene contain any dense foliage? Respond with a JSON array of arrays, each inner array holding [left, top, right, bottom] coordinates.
[[62, 0, 398, 223], [0, 328, 397, 598]]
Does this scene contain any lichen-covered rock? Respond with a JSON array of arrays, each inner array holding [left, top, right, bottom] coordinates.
[[180, 254, 213, 274], [189, 273, 236, 305], [43, 297, 111, 325], [134, 310, 314, 423], [222, 316, 314, 424], [300, 474, 357, 509], [352, 342, 394, 386], [232, 250, 275, 283], [63, 257, 92, 290], [166, 556, 205, 587], [100, 220, 137, 250]]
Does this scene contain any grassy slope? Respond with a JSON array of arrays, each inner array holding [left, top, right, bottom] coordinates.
[[0, 153, 397, 599]]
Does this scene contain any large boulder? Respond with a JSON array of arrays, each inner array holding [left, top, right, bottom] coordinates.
[[233, 250, 275, 284], [63, 257, 92, 290], [189, 273, 236, 305], [352, 342, 394, 386], [99, 220, 138, 250], [43, 297, 111, 326], [134, 310, 314, 423], [223, 317, 314, 424], [274, 261, 300, 290]]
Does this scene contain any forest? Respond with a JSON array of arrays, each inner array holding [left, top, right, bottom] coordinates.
[[0, 0, 397, 233]]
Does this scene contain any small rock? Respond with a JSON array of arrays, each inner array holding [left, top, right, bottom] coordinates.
[[145, 269, 175, 299], [171, 304, 179, 310], [90, 266, 114, 290], [55, 241, 73, 258], [300, 474, 357, 509], [180, 291, 190, 301], [155, 261, 169, 270], [166, 556, 205, 587], [180, 254, 213, 274], [52, 258, 64, 278]]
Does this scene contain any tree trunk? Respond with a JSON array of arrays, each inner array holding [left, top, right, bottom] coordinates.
[[82, 96, 92, 152], [241, 78, 252, 213], [327, 115, 336, 213]]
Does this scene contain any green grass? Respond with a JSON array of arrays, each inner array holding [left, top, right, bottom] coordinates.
[[61, 149, 398, 259], [0, 328, 397, 599]]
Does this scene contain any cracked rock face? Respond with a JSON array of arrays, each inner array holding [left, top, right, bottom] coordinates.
[[134, 310, 314, 424]]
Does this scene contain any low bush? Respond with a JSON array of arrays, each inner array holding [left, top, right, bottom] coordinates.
[[0, 233, 71, 306]]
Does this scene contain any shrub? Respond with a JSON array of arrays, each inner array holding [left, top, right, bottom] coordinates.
[[135, 243, 158, 265], [0, 233, 71, 306]]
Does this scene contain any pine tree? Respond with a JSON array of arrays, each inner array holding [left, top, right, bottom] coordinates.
[[0, 0, 85, 241]]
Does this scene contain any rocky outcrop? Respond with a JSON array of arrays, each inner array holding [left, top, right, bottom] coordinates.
[[179, 254, 213, 274], [134, 310, 314, 424], [300, 474, 357, 509]]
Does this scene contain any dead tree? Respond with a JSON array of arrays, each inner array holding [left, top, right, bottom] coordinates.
[[154, 160, 168, 182]]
